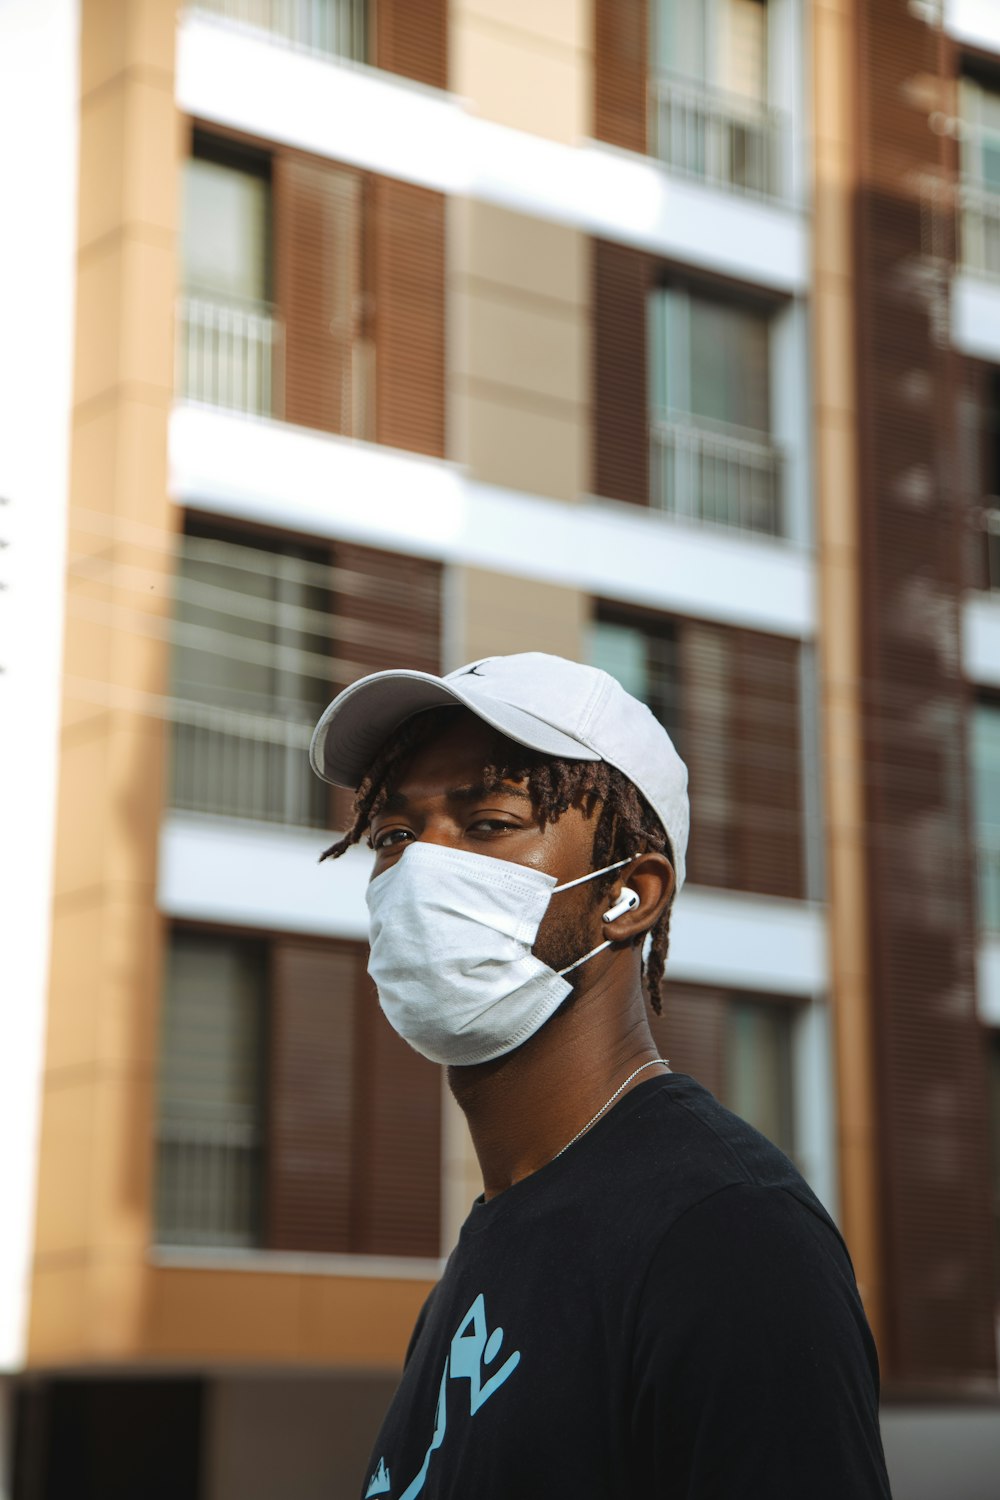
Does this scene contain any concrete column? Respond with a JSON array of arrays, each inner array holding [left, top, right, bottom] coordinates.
[[28, 0, 183, 1364], [811, 0, 884, 1351]]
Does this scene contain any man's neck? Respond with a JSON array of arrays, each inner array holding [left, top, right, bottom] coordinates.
[[447, 961, 662, 1200]]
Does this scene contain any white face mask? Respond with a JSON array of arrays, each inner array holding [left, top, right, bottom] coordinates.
[[365, 843, 634, 1067]]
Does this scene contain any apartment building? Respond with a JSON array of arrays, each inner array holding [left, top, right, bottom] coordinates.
[[2, 0, 999, 1495]]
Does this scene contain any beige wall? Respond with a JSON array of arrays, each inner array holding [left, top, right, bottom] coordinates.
[[811, 0, 884, 1353], [449, 198, 591, 503], [28, 0, 182, 1365], [452, 567, 588, 666], [29, 0, 433, 1375], [451, 0, 591, 144], [28, 1257, 435, 1370]]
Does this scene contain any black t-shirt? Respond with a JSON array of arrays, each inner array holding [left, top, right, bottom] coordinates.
[[360, 1073, 892, 1500]]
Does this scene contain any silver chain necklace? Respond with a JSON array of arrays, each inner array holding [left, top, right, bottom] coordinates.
[[552, 1058, 670, 1160]]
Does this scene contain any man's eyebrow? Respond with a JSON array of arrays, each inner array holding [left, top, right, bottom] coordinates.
[[374, 781, 533, 818], [378, 790, 410, 815], [448, 782, 533, 803]]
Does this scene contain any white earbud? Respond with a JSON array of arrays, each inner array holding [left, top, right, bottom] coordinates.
[[602, 887, 640, 923]]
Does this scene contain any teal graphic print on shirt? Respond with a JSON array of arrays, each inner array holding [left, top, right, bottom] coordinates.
[[385, 1292, 521, 1500], [365, 1458, 391, 1497]]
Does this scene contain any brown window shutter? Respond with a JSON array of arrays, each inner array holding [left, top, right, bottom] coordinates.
[[958, 359, 996, 592], [327, 541, 442, 828], [650, 984, 727, 1100], [333, 541, 442, 679], [680, 621, 803, 899], [731, 627, 803, 898], [373, 176, 446, 458], [593, 239, 653, 505], [375, 0, 447, 90], [266, 938, 442, 1258], [594, 0, 648, 154], [274, 154, 370, 437], [677, 620, 732, 892], [353, 967, 442, 1258], [266, 940, 357, 1252]]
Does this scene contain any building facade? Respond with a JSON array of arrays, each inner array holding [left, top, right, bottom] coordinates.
[[2, 0, 999, 1495]]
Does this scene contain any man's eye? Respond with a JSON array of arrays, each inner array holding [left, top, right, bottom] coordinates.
[[469, 819, 517, 833], [373, 827, 413, 850]]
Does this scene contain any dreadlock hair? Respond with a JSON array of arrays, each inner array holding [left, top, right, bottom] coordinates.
[[320, 707, 675, 1014]]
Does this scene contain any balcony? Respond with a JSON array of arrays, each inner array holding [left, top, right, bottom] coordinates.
[[648, 74, 788, 202], [979, 830, 1000, 934], [968, 502, 1000, 592], [169, 699, 328, 827], [155, 1103, 263, 1248], [177, 293, 284, 418], [189, 0, 367, 63], [960, 182, 1000, 279], [986, 507, 1000, 591], [650, 415, 784, 537]]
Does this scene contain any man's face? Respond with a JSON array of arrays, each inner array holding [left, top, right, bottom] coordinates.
[[367, 710, 610, 973]]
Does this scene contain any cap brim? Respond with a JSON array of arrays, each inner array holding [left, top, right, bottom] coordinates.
[[310, 669, 601, 788]]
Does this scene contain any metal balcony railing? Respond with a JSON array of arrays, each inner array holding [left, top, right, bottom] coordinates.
[[959, 182, 1000, 278], [155, 1108, 263, 1248], [978, 831, 1000, 934], [648, 74, 787, 201], [169, 699, 328, 827], [986, 507, 1000, 591], [177, 294, 283, 418], [973, 503, 1000, 592], [190, 0, 368, 62], [650, 415, 784, 536]]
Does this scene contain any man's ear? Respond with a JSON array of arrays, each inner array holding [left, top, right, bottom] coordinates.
[[600, 852, 675, 941]]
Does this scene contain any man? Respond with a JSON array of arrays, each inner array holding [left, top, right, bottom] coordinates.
[[309, 652, 892, 1500]]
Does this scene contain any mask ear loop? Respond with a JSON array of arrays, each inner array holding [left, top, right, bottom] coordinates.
[[551, 853, 634, 894], [553, 853, 639, 977], [557, 939, 613, 978]]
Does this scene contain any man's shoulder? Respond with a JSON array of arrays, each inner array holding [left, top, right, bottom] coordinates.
[[582, 1072, 841, 1252], [596, 1072, 810, 1193]]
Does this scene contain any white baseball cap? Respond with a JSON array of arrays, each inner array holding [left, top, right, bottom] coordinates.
[[309, 652, 689, 891]]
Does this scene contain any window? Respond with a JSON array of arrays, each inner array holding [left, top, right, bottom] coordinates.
[[185, 0, 449, 90], [155, 932, 267, 1247], [591, 607, 804, 899], [169, 523, 335, 827], [178, 139, 278, 417], [176, 135, 445, 457], [988, 1029, 1000, 1289], [726, 995, 795, 1156], [167, 523, 441, 828], [592, 241, 801, 538], [961, 75, 1000, 194], [651, 0, 768, 102], [591, 615, 681, 743], [649, 287, 781, 534], [154, 929, 443, 1257], [182, 152, 271, 306], [960, 74, 1000, 276], [649, 982, 799, 1159], [177, 134, 373, 434], [647, 0, 781, 198], [190, 0, 369, 64], [957, 363, 1000, 591], [971, 699, 1000, 933]]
